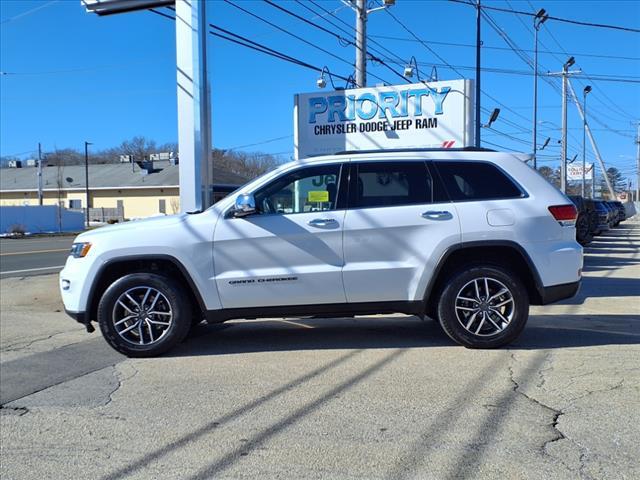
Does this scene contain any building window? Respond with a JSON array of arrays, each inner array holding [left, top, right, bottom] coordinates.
[[159, 199, 166, 214], [69, 199, 82, 209]]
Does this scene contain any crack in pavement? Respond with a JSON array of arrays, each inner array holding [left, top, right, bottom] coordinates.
[[1, 330, 82, 353], [508, 352, 593, 478], [104, 363, 139, 408]]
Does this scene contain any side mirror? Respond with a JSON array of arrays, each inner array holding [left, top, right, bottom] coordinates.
[[234, 193, 256, 217]]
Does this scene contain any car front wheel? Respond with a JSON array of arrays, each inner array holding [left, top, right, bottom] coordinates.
[[437, 266, 529, 349], [97, 273, 192, 357]]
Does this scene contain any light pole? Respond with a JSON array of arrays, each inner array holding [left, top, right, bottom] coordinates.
[[635, 121, 640, 203], [84, 141, 92, 227], [582, 85, 591, 197], [532, 9, 549, 170]]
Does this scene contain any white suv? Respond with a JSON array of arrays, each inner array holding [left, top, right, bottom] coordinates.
[[60, 149, 582, 357]]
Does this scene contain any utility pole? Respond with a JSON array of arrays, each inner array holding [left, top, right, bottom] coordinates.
[[582, 85, 591, 197], [84, 141, 92, 227], [566, 78, 615, 200], [532, 9, 549, 169], [345, 0, 394, 88], [549, 57, 578, 193], [37, 142, 43, 206], [475, 0, 481, 148], [561, 66, 568, 193], [355, 0, 366, 88]]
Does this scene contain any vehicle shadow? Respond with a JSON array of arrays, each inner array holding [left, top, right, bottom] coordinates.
[[168, 312, 640, 358]]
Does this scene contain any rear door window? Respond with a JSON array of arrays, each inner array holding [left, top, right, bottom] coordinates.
[[433, 161, 523, 201], [350, 161, 433, 208]]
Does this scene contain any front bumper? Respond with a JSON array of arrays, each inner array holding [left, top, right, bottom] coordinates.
[[64, 309, 94, 333], [539, 281, 581, 305]]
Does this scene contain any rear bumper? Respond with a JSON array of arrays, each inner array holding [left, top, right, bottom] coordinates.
[[539, 281, 580, 305]]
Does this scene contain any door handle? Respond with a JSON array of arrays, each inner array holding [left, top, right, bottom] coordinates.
[[308, 218, 338, 227], [421, 210, 453, 220]]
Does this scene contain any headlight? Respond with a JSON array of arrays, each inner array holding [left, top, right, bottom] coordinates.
[[70, 242, 92, 258]]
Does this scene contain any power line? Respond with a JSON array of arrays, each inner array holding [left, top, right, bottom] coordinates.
[[519, 0, 639, 125], [224, 135, 293, 151], [377, 58, 640, 84], [0, 0, 59, 25], [381, 6, 538, 137], [222, 0, 392, 85], [150, 8, 354, 83], [261, 0, 410, 85], [300, 0, 408, 66], [369, 34, 640, 62], [449, 0, 640, 34]]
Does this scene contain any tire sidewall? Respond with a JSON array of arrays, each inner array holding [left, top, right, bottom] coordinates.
[[437, 265, 529, 349], [98, 273, 191, 357]]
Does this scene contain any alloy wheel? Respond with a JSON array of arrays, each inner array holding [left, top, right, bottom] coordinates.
[[454, 277, 515, 337], [111, 286, 173, 345]]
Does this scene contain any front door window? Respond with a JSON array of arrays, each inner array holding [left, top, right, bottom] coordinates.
[[254, 164, 342, 215]]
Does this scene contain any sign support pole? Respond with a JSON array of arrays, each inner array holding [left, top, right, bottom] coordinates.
[[176, 0, 212, 213]]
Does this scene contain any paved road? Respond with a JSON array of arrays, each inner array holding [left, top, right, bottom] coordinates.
[[1, 220, 638, 479], [0, 236, 74, 278]]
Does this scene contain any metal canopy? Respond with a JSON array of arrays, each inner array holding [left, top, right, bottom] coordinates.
[[82, 0, 174, 16]]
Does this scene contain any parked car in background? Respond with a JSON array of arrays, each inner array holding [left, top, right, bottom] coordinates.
[[611, 201, 626, 225], [568, 195, 593, 245], [593, 201, 611, 235], [605, 202, 618, 228], [582, 198, 600, 237]]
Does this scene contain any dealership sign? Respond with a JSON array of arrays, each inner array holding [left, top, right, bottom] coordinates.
[[567, 163, 593, 181], [294, 80, 475, 159]]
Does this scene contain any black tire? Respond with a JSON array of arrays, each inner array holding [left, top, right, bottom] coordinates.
[[97, 273, 192, 357], [436, 265, 529, 349]]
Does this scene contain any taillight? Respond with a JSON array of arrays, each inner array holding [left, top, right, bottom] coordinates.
[[548, 204, 578, 226]]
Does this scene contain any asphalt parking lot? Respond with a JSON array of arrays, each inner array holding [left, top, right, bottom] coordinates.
[[1, 219, 639, 479]]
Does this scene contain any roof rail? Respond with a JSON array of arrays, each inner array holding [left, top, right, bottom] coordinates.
[[333, 147, 496, 155]]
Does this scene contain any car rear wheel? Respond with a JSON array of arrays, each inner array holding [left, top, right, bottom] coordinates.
[[97, 273, 192, 357], [437, 265, 529, 349]]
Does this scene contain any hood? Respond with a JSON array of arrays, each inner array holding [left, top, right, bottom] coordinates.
[[75, 214, 189, 242]]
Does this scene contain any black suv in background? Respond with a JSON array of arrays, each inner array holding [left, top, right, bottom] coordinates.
[[568, 195, 593, 245], [610, 201, 626, 225]]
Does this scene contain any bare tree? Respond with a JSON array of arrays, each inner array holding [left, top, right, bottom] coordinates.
[[212, 149, 283, 180], [117, 136, 158, 162], [169, 197, 180, 214], [43, 148, 83, 166]]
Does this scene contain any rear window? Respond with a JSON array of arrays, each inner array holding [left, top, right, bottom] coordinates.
[[434, 161, 523, 201]]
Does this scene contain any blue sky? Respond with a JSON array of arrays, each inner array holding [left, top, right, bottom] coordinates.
[[1, 0, 639, 185]]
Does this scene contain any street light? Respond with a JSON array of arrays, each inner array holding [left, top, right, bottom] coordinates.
[[403, 56, 419, 79], [532, 8, 549, 170], [564, 56, 575, 69], [483, 108, 500, 128], [84, 141, 92, 227], [539, 137, 551, 151], [583, 85, 592, 197]]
